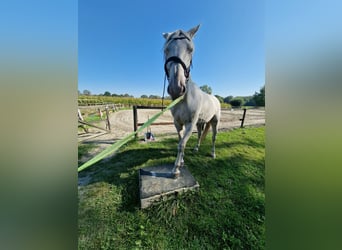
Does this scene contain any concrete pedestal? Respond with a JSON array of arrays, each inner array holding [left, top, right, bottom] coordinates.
[[139, 164, 199, 209]]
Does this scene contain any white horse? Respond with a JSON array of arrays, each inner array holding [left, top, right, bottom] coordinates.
[[163, 25, 221, 178]]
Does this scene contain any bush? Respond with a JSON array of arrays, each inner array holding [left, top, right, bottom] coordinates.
[[230, 99, 242, 107]]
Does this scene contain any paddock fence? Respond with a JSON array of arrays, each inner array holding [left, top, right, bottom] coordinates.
[[133, 106, 174, 138], [132, 106, 264, 138]]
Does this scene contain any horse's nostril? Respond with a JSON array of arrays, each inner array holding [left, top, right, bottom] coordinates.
[[180, 86, 185, 94]]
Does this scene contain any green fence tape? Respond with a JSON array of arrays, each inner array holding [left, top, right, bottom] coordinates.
[[78, 95, 183, 172]]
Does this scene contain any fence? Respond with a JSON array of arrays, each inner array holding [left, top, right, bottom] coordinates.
[[78, 103, 125, 111], [78, 105, 112, 133], [133, 106, 174, 138], [133, 106, 249, 138]]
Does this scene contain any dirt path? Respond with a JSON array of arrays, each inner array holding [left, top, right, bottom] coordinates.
[[78, 107, 265, 145]]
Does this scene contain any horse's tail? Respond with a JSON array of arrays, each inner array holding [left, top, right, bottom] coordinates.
[[200, 122, 211, 143]]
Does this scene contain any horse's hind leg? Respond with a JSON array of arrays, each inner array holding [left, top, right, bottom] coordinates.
[[211, 118, 219, 159], [194, 123, 204, 152]]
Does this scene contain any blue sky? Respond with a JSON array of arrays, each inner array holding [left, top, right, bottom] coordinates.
[[79, 0, 264, 98]]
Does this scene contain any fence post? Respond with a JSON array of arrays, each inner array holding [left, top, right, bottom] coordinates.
[[240, 108, 247, 128], [105, 106, 111, 131], [133, 106, 138, 138], [78, 109, 84, 121], [98, 108, 103, 120], [78, 109, 89, 133]]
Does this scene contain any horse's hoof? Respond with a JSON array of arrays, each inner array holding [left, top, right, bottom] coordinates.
[[173, 171, 180, 178]]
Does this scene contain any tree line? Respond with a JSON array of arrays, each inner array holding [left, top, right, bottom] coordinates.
[[79, 84, 265, 107], [200, 84, 264, 107], [80, 90, 163, 99]]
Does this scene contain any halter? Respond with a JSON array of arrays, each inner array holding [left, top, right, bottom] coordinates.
[[164, 56, 192, 80]]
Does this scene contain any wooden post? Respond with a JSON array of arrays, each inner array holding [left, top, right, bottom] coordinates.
[[78, 109, 89, 133], [78, 109, 84, 121], [78, 120, 109, 132], [133, 106, 138, 138], [98, 108, 103, 120], [105, 106, 111, 131], [240, 108, 247, 128]]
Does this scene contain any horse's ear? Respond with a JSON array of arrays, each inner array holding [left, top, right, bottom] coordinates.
[[163, 32, 171, 40], [187, 24, 200, 38]]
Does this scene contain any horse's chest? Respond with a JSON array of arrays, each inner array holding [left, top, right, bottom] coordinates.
[[171, 105, 197, 123]]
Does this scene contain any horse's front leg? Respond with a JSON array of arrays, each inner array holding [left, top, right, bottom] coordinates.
[[173, 122, 195, 178]]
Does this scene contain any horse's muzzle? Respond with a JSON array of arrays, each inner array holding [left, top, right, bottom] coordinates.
[[168, 83, 186, 100]]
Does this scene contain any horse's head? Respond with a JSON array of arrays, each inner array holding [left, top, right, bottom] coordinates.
[[163, 25, 200, 100]]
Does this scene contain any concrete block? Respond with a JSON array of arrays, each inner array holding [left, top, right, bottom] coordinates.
[[139, 164, 199, 209]]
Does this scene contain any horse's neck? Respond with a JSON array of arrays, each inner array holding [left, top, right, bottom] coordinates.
[[182, 79, 204, 114], [185, 79, 202, 100]]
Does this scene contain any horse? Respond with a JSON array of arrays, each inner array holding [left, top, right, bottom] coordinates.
[[162, 25, 221, 178]]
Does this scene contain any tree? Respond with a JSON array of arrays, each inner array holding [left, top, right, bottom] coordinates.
[[141, 95, 148, 99], [149, 95, 161, 99], [200, 85, 212, 94], [244, 98, 256, 106], [253, 85, 265, 106], [230, 98, 242, 107], [224, 95, 233, 104], [83, 89, 91, 96], [215, 95, 224, 103], [103, 91, 111, 96]]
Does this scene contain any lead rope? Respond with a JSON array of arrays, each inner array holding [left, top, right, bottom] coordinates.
[[161, 74, 167, 110]]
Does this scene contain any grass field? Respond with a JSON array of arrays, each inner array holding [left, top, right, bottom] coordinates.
[[78, 126, 265, 249]]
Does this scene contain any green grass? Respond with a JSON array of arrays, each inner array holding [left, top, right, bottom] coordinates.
[[84, 112, 107, 123], [78, 126, 265, 249], [78, 143, 97, 165]]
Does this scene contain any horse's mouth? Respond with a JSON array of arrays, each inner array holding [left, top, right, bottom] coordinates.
[[168, 84, 186, 100], [174, 85, 186, 100]]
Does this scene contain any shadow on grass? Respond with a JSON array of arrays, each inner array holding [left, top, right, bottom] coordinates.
[[79, 138, 177, 211], [79, 132, 264, 212], [82, 140, 116, 145]]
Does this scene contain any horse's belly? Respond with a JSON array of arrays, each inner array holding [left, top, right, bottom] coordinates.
[[198, 111, 216, 123], [197, 117, 207, 124]]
